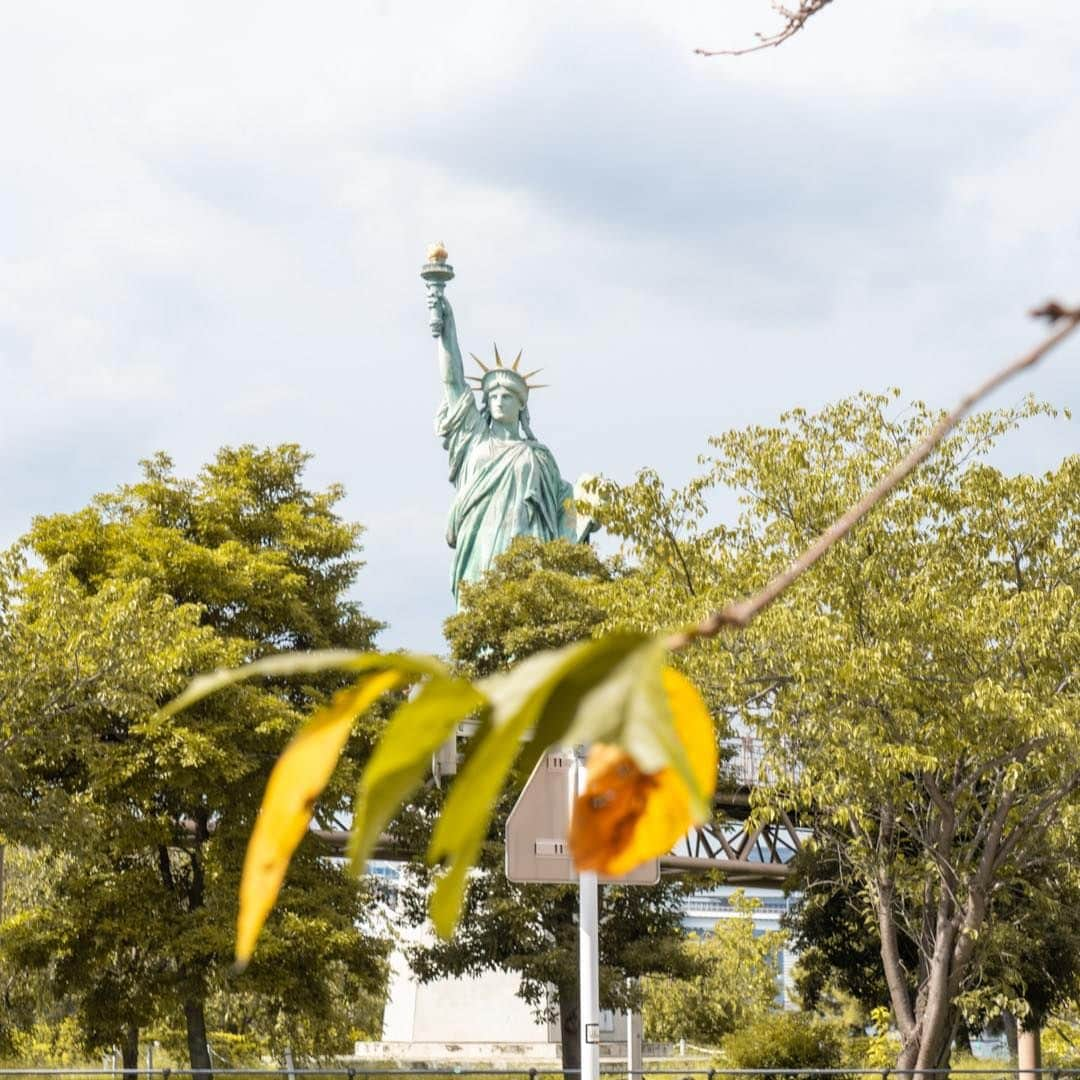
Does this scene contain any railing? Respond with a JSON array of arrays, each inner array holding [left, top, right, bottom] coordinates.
[[719, 736, 803, 791], [0, 1067, 1068, 1078], [682, 894, 792, 914], [720, 736, 768, 788]]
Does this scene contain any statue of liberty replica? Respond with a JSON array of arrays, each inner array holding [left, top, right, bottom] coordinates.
[[422, 244, 595, 601]]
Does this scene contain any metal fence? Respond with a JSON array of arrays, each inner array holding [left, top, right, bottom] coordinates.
[[0, 1069, 1075, 1079]]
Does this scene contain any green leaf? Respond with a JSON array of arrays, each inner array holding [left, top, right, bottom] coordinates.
[[155, 648, 447, 722], [522, 631, 655, 774], [348, 675, 487, 867], [427, 633, 652, 936], [427, 646, 586, 936]]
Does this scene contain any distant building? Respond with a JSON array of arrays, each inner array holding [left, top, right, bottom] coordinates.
[[681, 886, 796, 1005]]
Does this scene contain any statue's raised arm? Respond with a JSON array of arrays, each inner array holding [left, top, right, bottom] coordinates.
[[431, 294, 468, 401]]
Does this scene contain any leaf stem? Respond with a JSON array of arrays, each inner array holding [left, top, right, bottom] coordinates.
[[666, 299, 1080, 650], [695, 0, 835, 58]]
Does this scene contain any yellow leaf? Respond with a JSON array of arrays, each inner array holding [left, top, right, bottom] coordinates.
[[569, 667, 715, 876], [236, 668, 404, 967]]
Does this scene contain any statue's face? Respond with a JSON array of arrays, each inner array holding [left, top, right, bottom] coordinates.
[[487, 385, 523, 426]]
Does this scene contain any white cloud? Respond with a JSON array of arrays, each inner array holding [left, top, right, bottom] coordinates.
[[0, 0, 1077, 649]]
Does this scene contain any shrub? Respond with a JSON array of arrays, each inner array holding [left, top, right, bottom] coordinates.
[[1041, 1017, 1080, 1069], [5, 1018, 86, 1067], [722, 1011, 846, 1074]]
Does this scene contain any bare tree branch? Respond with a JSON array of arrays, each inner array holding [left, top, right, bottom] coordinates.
[[993, 774, 1080, 874], [666, 300, 1080, 650], [695, 0, 835, 58], [661, 522, 697, 597]]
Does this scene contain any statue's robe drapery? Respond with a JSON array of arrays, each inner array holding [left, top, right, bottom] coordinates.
[[437, 391, 577, 601]]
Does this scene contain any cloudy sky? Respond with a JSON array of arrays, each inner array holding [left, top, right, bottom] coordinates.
[[1, 1, 1077, 652]]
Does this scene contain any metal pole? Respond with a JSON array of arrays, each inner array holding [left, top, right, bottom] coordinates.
[[1017, 1026, 1041, 1080], [626, 977, 642, 1080], [575, 749, 600, 1080], [580, 868, 600, 1080]]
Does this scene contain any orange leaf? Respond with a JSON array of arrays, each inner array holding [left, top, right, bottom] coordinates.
[[569, 667, 716, 875]]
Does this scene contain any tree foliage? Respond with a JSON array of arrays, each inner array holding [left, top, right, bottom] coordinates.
[[641, 892, 784, 1045], [0, 845, 78, 1062], [156, 330, 1075, 1073], [447, 538, 615, 678], [784, 842, 906, 1014], [593, 392, 1079, 1069], [402, 538, 697, 1072], [722, 1011, 846, 1074], [0, 446, 388, 1067], [787, 835, 1080, 1036]]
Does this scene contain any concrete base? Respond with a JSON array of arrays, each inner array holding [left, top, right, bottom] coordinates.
[[351, 1041, 643, 1064], [352, 1041, 563, 1063]]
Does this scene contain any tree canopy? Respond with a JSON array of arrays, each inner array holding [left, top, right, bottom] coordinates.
[[593, 392, 1079, 1069], [401, 537, 696, 1073], [0, 445, 388, 1069], [640, 892, 784, 1045]]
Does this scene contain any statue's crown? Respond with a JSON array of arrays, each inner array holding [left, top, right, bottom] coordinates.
[[466, 344, 548, 394]]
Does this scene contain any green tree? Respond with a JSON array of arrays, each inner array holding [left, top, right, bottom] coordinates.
[[640, 892, 784, 1045], [956, 847, 1080, 1038], [1042, 1009, 1080, 1068], [401, 537, 696, 1074], [0, 446, 388, 1071], [783, 843, 907, 1015], [138, 318, 1077, 1079], [786, 838, 1080, 1045], [593, 392, 1079, 1070], [0, 845, 79, 1063], [0, 562, 219, 1073]]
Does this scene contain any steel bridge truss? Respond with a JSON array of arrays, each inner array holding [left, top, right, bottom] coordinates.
[[660, 795, 805, 884]]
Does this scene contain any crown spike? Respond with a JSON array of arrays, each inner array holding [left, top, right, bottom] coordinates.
[[526, 383, 549, 390], [521, 368, 543, 380], [512, 350, 523, 371], [494, 343, 504, 367], [469, 352, 490, 373]]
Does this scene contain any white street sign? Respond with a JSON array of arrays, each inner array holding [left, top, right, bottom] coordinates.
[[505, 749, 659, 885]]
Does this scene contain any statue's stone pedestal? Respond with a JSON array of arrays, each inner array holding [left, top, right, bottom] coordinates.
[[362, 914, 559, 1060], [356, 894, 634, 1064]]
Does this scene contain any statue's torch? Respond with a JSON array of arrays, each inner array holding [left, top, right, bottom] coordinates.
[[421, 242, 455, 337]]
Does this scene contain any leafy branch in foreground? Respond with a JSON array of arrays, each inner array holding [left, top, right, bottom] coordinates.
[[667, 298, 1080, 644], [161, 299, 1078, 966]]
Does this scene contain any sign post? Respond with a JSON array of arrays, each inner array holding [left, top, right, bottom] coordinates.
[[626, 980, 643, 1080], [506, 749, 654, 1080], [574, 750, 601, 1080]]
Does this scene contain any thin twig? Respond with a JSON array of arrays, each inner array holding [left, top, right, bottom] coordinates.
[[661, 522, 697, 597], [695, 0, 834, 57], [667, 300, 1080, 650]]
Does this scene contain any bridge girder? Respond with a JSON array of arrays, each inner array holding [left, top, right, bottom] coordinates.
[[323, 794, 804, 886]]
